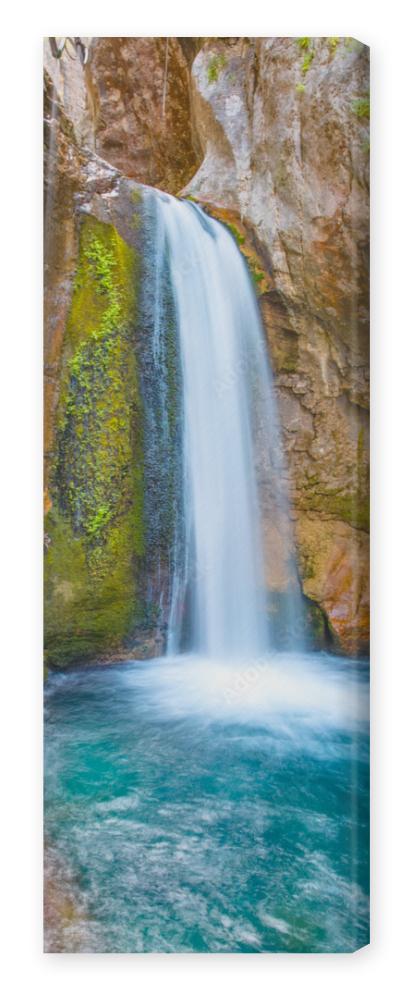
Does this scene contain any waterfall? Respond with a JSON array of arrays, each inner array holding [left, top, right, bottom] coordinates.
[[144, 190, 300, 660]]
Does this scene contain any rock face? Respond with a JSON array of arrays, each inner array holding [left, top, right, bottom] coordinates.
[[90, 37, 202, 192], [44, 209, 143, 668], [184, 37, 370, 654], [44, 71, 86, 513], [44, 36, 369, 663], [43, 36, 201, 193], [44, 71, 150, 667]]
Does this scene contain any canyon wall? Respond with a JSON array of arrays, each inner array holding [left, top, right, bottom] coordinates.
[[44, 37, 369, 664], [184, 37, 370, 655]]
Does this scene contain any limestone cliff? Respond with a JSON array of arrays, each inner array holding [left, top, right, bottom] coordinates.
[[183, 37, 370, 655], [44, 37, 369, 662], [44, 72, 148, 666]]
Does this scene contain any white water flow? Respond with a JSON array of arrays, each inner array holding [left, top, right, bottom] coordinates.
[[150, 192, 298, 660]]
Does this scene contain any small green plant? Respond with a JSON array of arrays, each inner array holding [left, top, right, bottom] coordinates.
[[301, 49, 314, 74], [250, 267, 265, 289], [296, 38, 316, 76], [296, 82, 306, 94], [207, 53, 227, 84], [328, 36, 339, 51], [87, 504, 112, 541], [352, 95, 370, 119], [227, 222, 245, 246]]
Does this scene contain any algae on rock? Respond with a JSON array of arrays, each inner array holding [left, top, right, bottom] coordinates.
[[44, 215, 144, 667]]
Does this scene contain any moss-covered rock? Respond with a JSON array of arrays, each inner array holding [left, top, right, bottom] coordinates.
[[44, 214, 144, 668], [297, 486, 369, 532]]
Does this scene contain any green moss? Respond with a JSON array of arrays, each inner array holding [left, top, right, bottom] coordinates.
[[226, 223, 245, 246], [273, 331, 299, 374], [328, 37, 340, 52], [327, 494, 369, 531], [67, 216, 136, 350], [301, 50, 314, 74], [207, 53, 227, 84], [296, 38, 315, 76], [250, 265, 265, 289], [352, 95, 370, 119], [44, 507, 141, 667], [279, 359, 298, 373], [221, 220, 266, 293], [300, 487, 369, 532], [130, 190, 143, 228], [357, 426, 365, 464], [57, 328, 143, 556], [45, 214, 144, 668]]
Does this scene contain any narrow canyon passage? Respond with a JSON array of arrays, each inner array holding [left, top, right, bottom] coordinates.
[[44, 187, 369, 954], [43, 36, 369, 954]]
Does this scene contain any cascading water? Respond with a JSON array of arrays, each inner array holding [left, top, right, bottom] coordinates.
[[44, 187, 370, 954], [145, 190, 300, 659]]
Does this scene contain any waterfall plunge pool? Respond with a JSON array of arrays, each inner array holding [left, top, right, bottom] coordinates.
[[44, 652, 369, 953]]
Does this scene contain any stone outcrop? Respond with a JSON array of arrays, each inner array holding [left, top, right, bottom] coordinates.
[[184, 37, 370, 654], [44, 71, 150, 667], [44, 36, 369, 661], [44, 36, 201, 192], [44, 71, 86, 513]]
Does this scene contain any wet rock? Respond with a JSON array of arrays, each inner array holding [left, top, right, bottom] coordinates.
[[296, 514, 369, 655], [44, 37, 370, 657], [185, 37, 370, 653]]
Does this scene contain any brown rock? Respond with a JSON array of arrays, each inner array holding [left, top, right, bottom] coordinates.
[[44, 37, 370, 656], [296, 515, 369, 655], [88, 37, 201, 192], [185, 37, 370, 651]]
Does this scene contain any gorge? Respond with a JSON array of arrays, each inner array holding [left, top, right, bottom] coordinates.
[[44, 36, 369, 667], [43, 36, 370, 954]]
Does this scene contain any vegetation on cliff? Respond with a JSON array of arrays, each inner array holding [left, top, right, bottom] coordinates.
[[43, 36, 370, 659], [44, 215, 144, 668]]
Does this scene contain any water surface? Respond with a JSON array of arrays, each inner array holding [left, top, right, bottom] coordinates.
[[44, 653, 369, 953]]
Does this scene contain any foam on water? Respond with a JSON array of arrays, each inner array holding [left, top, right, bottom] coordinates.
[[44, 657, 370, 952], [122, 652, 369, 731]]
